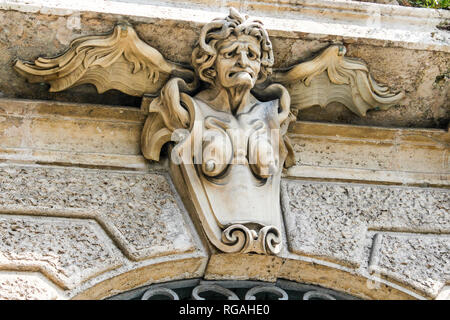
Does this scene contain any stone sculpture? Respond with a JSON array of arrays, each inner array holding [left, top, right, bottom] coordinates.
[[14, 8, 404, 255]]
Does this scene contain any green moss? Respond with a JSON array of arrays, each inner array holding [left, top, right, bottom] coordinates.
[[406, 0, 449, 9]]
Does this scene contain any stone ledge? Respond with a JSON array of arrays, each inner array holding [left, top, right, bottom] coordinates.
[[2, 0, 448, 51], [1, 98, 447, 185], [286, 121, 449, 187], [0, 98, 152, 171]]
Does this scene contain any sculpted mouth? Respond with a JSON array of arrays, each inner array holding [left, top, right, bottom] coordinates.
[[228, 70, 253, 78]]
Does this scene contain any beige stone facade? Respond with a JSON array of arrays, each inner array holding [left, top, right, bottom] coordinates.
[[0, 0, 448, 300]]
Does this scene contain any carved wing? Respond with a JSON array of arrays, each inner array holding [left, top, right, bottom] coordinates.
[[272, 45, 404, 116], [14, 24, 194, 97]]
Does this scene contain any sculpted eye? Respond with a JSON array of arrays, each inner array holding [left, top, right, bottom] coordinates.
[[224, 50, 234, 58], [248, 50, 259, 60]]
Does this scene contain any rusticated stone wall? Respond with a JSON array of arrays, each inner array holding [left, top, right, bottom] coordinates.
[[0, 166, 198, 261], [0, 97, 448, 300], [0, 165, 209, 299], [281, 180, 449, 298], [0, 162, 448, 300]]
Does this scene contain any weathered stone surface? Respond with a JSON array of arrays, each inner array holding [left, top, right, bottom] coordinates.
[[339, 45, 448, 128], [436, 285, 450, 300], [369, 233, 450, 297], [202, 252, 421, 300], [0, 271, 63, 300], [0, 99, 145, 155], [287, 121, 449, 186], [0, 98, 156, 170], [282, 179, 449, 294], [73, 256, 208, 299], [0, 215, 122, 289], [295, 52, 448, 127], [354, 0, 399, 4], [277, 256, 418, 300], [204, 254, 284, 282], [0, 165, 197, 260], [0, 0, 448, 128]]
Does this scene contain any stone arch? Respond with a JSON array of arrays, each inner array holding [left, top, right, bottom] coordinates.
[[71, 253, 422, 300]]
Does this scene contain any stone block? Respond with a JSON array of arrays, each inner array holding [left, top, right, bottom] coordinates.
[[0, 271, 63, 300], [0, 215, 122, 289], [369, 233, 450, 297], [282, 179, 449, 297], [0, 165, 198, 261]]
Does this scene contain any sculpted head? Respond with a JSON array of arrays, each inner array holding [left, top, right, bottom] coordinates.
[[192, 8, 274, 90]]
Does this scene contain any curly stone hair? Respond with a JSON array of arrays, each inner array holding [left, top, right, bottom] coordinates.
[[191, 8, 274, 86]]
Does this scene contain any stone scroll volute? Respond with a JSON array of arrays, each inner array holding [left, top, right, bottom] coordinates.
[[14, 8, 404, 256]]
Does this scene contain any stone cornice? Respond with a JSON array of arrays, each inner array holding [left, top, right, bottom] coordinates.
[[1, 98, 448, 186], [1, 0, 449, 52], [287, 121, 449, 187]]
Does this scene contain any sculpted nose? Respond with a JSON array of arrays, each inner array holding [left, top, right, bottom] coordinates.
[[237, 52, 250, 67]]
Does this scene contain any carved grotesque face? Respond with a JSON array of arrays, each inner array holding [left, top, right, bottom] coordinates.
[[214, 34, 262, 89]]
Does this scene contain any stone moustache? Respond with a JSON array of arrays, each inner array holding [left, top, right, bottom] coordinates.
[[14, 8, 403, 255]]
